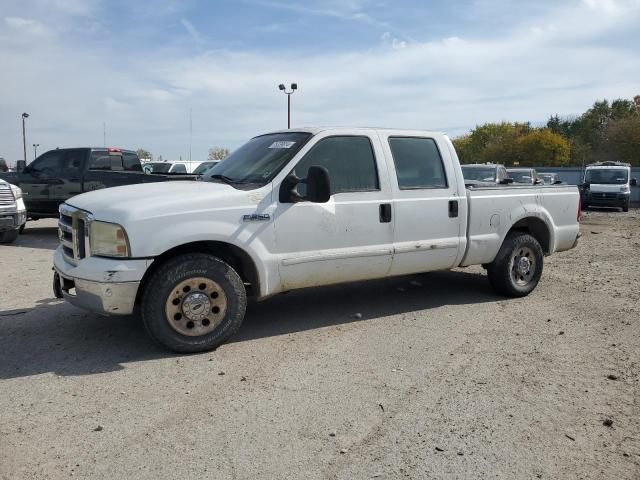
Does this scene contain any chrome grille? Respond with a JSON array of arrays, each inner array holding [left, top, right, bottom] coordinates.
[[58, 204, 93, 264], [0, 183, 15, 207]]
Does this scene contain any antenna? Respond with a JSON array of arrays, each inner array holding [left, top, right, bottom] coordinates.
[[189, 108, 192, 165]]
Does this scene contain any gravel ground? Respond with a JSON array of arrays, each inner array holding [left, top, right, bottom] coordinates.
[[1, 211, 638, 479]]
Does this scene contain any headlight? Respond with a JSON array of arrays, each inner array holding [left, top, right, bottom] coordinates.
[[620, 185, 630, 193], [10, 184, 22, 200], [90, 221, 130, 257]]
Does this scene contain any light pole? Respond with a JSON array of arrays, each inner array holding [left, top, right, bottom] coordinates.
[[33, 143, 40, 160], [21, 113, 29, 164], [278, 83, 297, 129]]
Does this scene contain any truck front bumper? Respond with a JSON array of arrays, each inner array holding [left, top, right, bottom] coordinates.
[[53, 247, 152, 316], [582, 191, 630, 207], [0, 211, 26, 232]]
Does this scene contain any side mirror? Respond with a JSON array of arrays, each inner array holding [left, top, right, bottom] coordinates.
[[631, 178, 637, 187], [499, 178, 514, 185], [305, 166, 331, 203], [279, 165, 331, 203]]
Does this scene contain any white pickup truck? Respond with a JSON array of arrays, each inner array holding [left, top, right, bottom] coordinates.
[[53, 128, 580, 352]]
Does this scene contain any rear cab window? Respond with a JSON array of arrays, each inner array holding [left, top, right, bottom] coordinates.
[[388, 137, 448, 189]]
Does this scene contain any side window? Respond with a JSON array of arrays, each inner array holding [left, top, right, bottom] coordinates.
[[28, 150, 63, 176], [88, 151, 112, 171], [110, 155, 124, 171], [172, 164, 187, 173], [293, 136, 379, 195], [123, 153, 142, 171], [388, 137, 447, 189], [60, 150, 84, 177]]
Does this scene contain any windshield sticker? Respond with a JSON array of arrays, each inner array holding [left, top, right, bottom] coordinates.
[[268, 141, 296, 149]]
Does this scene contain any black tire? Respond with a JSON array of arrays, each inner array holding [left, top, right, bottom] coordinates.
[[487, 232, 544, 297], [141, 253, 247, 353], [0, 229, 19, 244], [622, 202, 629, 212], [19, 223, 26, 234]]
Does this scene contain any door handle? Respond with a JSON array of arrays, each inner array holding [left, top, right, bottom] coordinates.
[[448, 200, 459, 218], [379, 203, 392, 223]]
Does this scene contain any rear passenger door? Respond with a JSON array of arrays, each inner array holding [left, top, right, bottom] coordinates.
[[381, 134, 465, 275]]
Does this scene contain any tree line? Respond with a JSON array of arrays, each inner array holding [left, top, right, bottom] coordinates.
[[453, 95, 640, 167], [134, 147, 230, 162]]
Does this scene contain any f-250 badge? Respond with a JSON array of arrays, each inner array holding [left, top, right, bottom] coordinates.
[[242, 213, 271, 222]]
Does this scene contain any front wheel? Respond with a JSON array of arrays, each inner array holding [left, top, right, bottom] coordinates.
[[141, 253, 247, 353], [622, 201, 629, 212], [0, 229, 19, 243], [487, 232, 544, 297]]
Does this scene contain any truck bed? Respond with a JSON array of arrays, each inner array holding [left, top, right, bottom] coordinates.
[[461, 184, 580, 266]]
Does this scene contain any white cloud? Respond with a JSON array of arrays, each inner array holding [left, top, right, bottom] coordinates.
[[4, 16, 49, 36], [180, 18, 201, 41], [0, 0, 639, 163]]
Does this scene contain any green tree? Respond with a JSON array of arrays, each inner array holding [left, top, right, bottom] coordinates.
[[136, 148, 152, 161], [607, 116, 640, 166], [208, 147, 230, 161], [514, 130, 570, 166], [453, 122, 530, 165]]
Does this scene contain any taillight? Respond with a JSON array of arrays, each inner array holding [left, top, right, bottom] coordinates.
[[577, 196, 582, 222]]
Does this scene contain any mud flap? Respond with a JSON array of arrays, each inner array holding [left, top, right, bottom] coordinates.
[[53, 271, 64, 299]]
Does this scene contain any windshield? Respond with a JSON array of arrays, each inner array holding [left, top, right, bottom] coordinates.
[[143, 162, 172, 173], [202, 132, 312, 186], [461, 166, 496, 182], [193, 161, 217, 175], [509, 170, 533, 183], [584, 168, 628, 184]]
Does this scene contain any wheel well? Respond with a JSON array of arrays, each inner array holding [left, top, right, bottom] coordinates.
[[136, 241, 260, 304], [509, 217, 551, 254]]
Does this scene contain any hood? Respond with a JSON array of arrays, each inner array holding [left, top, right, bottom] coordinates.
[[66, 180, 270, 225]]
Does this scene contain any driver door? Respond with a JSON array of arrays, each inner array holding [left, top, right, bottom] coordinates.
[[19, 150, 65, 215], [273, 133, 394, 291]]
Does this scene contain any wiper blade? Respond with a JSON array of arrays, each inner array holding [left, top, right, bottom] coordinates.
[[209, 174, 239, 185]]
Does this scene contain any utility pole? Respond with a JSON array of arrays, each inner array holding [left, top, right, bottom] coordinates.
[[278, 83, 298, 129], [103, 122, 106, 147], [189, 108, 192, 165], [21, 113, 29, 163]]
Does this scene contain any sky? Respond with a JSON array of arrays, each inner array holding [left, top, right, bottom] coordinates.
[[1, 0, 639, 163]]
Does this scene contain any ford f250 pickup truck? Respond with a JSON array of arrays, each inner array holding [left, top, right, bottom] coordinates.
[[52, 128, 581, 352]]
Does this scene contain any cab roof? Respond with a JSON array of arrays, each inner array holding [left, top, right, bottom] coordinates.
[[261, 127, 446, 136]]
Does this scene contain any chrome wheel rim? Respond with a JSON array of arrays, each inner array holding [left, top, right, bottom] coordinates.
[[165, 277, 227, 336], [510, 246, 536, 286]]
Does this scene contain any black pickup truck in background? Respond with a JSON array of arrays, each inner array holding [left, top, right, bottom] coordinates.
[[0, 147, 197, 219]]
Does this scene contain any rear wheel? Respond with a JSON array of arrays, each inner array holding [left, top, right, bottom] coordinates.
[[141, 253, 247, 353], [487, 232, 543, 297]]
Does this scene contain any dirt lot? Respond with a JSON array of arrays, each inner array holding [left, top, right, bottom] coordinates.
[[1, 210, 639, 480]]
